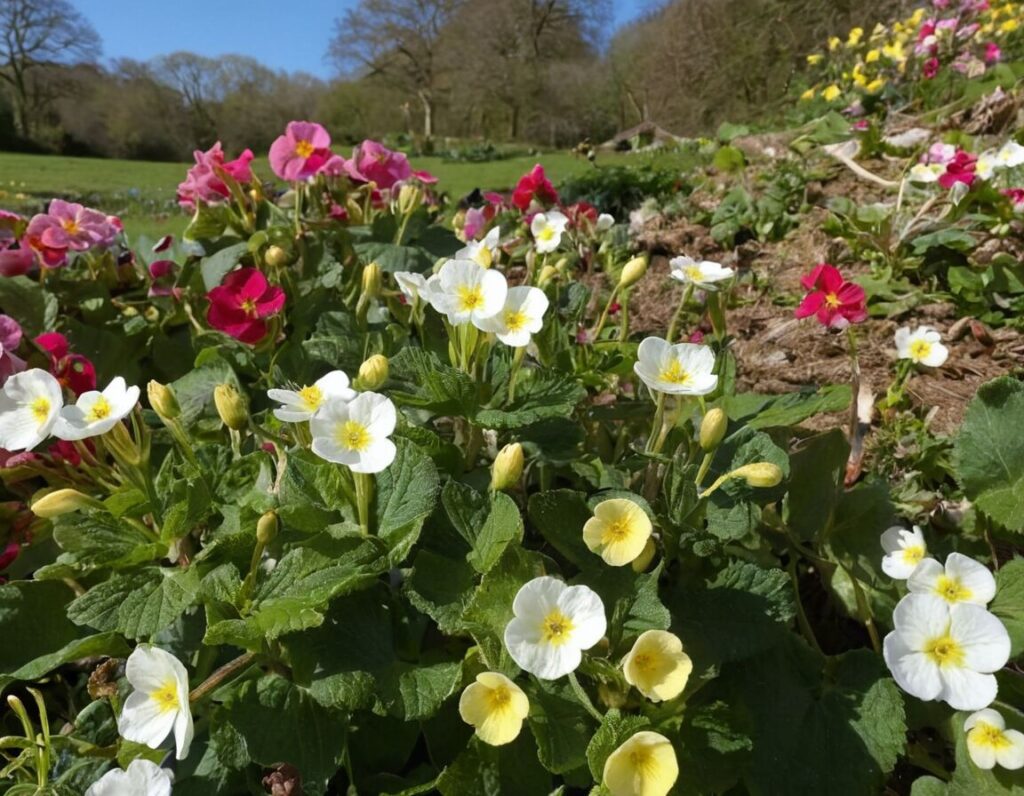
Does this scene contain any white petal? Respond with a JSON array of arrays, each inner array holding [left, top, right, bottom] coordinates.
[[938, 666, 997, 711], [997, 730, 1024, 770], [945, 553, 996, 605], [512, 576, 564, 623], [349, 438, 396, 474], [173, 706, 194, 760], [951, 603, 1010, 672], [556, 584, 606, 649], [316, 370, 356, 401], [892, 594, 950, 650], [907, 558, 943, 595], [965, 708, 1005, 732], [118, 690, 176, 749]]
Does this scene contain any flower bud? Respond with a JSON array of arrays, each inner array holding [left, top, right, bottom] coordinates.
[[31, 488, 105, 518], [699, 408, 728, 451], [265, 245, 290, 268], [356, 354, 389, 390], [147, 380, 180, 420], [731, 462, 784, 488], [397, 183, 424, 216], [490, 443, 524, 491], [618, 255, 648, 289], [537, 264, 558, 288], [598, 683, 628, 710], [214, 384, 248, 430], [361, 262, 382, 300], [256, 510, 279, 545], [345, 197, 364, 225], [631, 538, 657, 573]]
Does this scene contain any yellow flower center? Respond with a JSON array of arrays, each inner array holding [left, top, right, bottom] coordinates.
[[973, 722, 1012, 749], [241, 298, 258, 316], [603, 517, 632, 543], [504, 310, 528, 333], [824, 292, 841, 308], [457, 285, 485, 312], [538, 227, 555, 242], [62, 218, 81, 234], [934, 575, 972, 604], [298, 385, 323, 411], [540, 609, 575, 646], [30, 397, 51, 423], [87, 396, 112, 422], [294, 139, 315, 158], [909, 339, 932, 361], [337, 420, 371, 452], [628, 745, 657, 773], [151, 679, 179, 714], [631, 652, 653, 672], [685, 266, 704, 281], [924, 634, 965, 668], [901, 545, 924, 565], [657, 360, 691, 385], [487, 685, 512, 710]]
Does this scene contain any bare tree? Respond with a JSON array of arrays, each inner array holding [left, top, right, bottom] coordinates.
[[0, 0, 100, 138], [327, 0, 463, 139]]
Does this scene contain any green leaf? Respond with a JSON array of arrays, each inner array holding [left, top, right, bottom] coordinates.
[[0, 581, 81, 675], [476, 369, 585, 430], [171, 361, 238, 425], [955, 377, 1024, 532], [437, 735, 552, 795], [676, 700, 752, 794], [586, 709, 650, 782], [444, 482, 523, 574], [354, 241, 433, 273], [389, 347, 478, 416], [43, 513, 165, 574], [527, 489, 595, 571], [375, 438, 441, 564], [723, 643, 906, 796], [0, 275, 58, 336], [723, 386, 851, 430], [67, 567, 200, 639], [991, 558, 1024, 657], [527, 679, 597, 774], [199, 242, 248, 291], [405, 549, 476, 634], [785, 429, 849, 542], [0, 633, 130, 691], [220, 674, 346, 796]]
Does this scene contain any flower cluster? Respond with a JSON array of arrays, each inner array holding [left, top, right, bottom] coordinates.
[[881, 526, 1018, 770], [909, 138, 1024, 206]]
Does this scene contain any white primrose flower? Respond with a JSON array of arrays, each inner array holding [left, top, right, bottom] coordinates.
[[883, 594, 1010, 711], [596, 213, 615, 232], [504, 576, 606, 680], [476, 286, 549, 348], [895, 326, 948, 367], [85, 759, 173, 796], [0, 368, 64, 451], [908, 163, 944, 184], [118, 645, 193, 760], [880, 525, 930, 579], [53, 377, 140, 441], [267, 370, 356, 423], [394, 271, 429, 303], [455, 226, 501, 268], [975, 151, 999, 181], [310, 391, 396, 474], [633, 337, 718, 396], [996, 140, 1024, 169], [530, 210, 569, 254], [965, 709, 1024, 771], [427, 259, 507, 326], [668, 255, 734, 290], [908, 553, 996, 607]]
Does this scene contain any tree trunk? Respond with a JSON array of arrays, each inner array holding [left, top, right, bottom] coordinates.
[[509, 104, 519, 140], [419, 90, 434, 139]]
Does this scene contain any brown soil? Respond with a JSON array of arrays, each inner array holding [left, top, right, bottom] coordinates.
[[627, 193, 1023, 435]]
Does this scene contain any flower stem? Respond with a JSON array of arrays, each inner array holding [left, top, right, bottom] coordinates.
[[591, 285, 620, 342], [568, 672, 604, 722], [188, 653, 257, 704], [508, 347, 526, 402], [644, 392, 667, 453], [353, 472, 374, 535], [666, 285, 694, 342]]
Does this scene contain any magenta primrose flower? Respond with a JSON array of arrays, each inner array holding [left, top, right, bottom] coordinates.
[[0, 210, 33, 277], [350, 140, 411, 190], [25, 200, 119, 268], [269, 121, 331, 181], [177, 142, 255, 210], [794, 264, 867, 329], [206, 268, 286, 344]]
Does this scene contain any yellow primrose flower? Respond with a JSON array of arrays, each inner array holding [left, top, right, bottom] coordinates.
[[583, 499, 653, 566], [1000, 18, 1019, 33], [965, 709, 1024, 770], [883, 41, 906, 62], [828, 36, 841, 51], [822, 84, 842, 102], [622, 630, 693, 702], [910, 8, 925, 26], [865, 49, 880, 63], [807, 53, 824, 65], [847, 27, 864, 47], [458, 672, 529, 746], [866, 78, 885, 94], [603, 731, 679, 796], [800, 88, 816, 101]]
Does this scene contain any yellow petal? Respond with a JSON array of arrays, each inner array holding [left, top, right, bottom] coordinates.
[[458, 673, 528, 746], [603, 731, 679, 796], [622, 630, 693, 702]]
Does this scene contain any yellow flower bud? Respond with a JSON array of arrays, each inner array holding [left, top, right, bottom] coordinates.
[[397, 183, 424, 216], [31, 488, 105, 518], [732, 462, 784, 488], [345, 197, 364, 225], [265, 245, 290, 268], [631, 538, 657, 573], [214, 384, 248, 430], [699, 408, 728, 452], [491, 442, 524, 492], [618, 255, 648, 289], [356, 354, 389, 390], [256, 510, 279, 545], [147, 380, 180, 420], [537, 264, 559, 288], [361, 262, 382, 300]]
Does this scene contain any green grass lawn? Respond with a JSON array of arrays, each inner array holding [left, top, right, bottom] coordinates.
[[0, 148, 688, 243]]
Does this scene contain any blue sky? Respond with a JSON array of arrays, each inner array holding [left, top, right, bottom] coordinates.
[[76, 0, 652, 78]]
